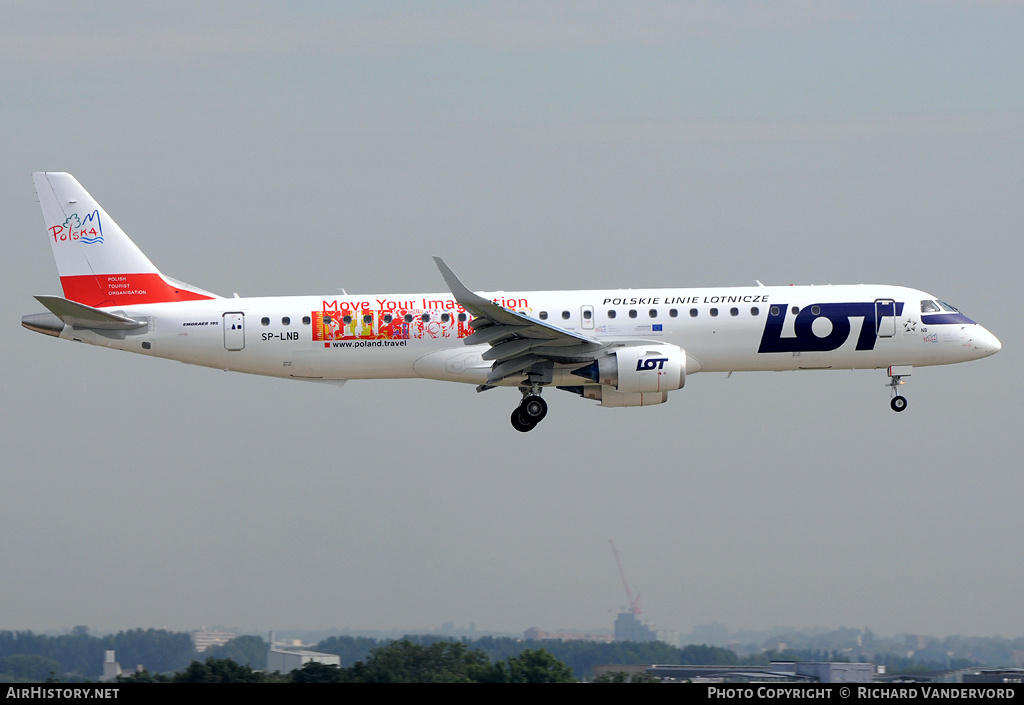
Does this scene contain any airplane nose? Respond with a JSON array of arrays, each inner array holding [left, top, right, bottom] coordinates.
[[973, 326, 1001, 357]]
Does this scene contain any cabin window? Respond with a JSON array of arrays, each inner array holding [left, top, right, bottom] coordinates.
[[811, 305, 820, 315], [710, 308, 719, 317], [689, 308, 698, 317], [383, 314, 393, 323], [751, 307, 759, 316], [458, 313, 467, 322], [669, 309, 678, 318], [649, 309, 658, 318], [303, 316, 311, 325], [342, 315, 352, 325], [791, 306, 799, 315], [441, 313, 450, 323], [261, 317, 270, 326], [561, 311, 570, 320], [770, 306, 780, 317], [404, 314, 413, 323], [323, 315, 332, 324], [583, 310, 592, 320], [539, 311, 548, 320], [421, 314, 430, 322], [363, 315, 372, 325], [608, 310, 616, 319], [282, 317, 290, 325], [730, 307, 739, 316], [628, 309, 638, 319]]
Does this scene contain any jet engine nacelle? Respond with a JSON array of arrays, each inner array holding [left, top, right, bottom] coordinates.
[[594, 344, 686, 394]]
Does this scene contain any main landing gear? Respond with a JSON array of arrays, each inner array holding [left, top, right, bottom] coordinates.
[[511, 387, 548, 432], [887, 366, 911, 413]]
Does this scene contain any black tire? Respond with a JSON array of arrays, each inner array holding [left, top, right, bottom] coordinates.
[[891, 395, 908, 412], [520, 395, 548, 422], [511, 409, 535, 432]]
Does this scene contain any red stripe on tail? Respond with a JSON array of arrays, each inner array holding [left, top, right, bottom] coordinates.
[[61, 273, 215, 308]]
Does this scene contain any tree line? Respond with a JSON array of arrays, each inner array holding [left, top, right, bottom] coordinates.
[[2, 627, 991, 682], [118, 641, 576, 683], [0, 627, 194, 681]]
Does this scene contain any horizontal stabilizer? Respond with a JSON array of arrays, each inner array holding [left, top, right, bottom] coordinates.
[[33, 295, 148, 330]]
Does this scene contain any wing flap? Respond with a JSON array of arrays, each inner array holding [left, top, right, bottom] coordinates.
[[482, 338, 539, 362], [465, 323, 528, 346], [487, 353, 543, 384]]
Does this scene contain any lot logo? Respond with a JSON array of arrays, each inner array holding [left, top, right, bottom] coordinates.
[[758, 302, 903, 354], [636, 357, 669, 370]]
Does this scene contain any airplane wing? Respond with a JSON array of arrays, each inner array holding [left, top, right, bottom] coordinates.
[[433, 258, 605, 389]]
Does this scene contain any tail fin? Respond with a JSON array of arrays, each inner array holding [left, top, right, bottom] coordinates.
[[33, 172, 217, 307]]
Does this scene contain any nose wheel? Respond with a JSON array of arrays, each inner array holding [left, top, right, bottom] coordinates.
[[511, 391, 548, 432], [890, 395, 908, 412]]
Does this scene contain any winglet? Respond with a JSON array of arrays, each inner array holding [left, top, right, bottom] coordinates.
[[433, 257, 600, 346], [432, 257, 494, 317]]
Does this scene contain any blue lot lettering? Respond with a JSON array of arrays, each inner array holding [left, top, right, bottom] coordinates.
[[636, 357, 669, 371], [758, 302, 904, 353]]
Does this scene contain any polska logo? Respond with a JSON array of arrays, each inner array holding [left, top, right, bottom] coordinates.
[[48, 211, 105, 245], [636, 357, 669, 371], [758, 302, 904, 354]]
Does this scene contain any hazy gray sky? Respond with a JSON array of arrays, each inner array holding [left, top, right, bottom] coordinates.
[[2, 2, 1021, 639]]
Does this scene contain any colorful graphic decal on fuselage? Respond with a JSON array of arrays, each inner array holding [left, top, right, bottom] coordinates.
[[758, 302, 905, 353], [312, 297, 529, 346]]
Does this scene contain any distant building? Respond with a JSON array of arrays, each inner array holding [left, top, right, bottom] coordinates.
[[523, 627, 614, 642], [192, 630, 236, 653], [267, 649, 341, 674], [614, 612, 657, 642], [777, 661, 877, 683], [99, 651, 121, 682], [962, 669, 1024, 684], [611, 661, 877, 683]]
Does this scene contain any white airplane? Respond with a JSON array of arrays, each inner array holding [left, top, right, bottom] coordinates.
[[23, 172, 1001, 431]]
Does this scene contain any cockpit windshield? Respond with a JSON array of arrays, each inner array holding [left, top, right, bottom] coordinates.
[[921, 299, 961, 314]]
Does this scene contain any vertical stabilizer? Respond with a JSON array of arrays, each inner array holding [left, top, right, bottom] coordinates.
[[33, 172, 217, 307]]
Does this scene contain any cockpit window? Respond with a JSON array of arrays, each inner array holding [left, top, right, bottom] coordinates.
[[937, 300, 960, 313], [920, 300, 941, 313]]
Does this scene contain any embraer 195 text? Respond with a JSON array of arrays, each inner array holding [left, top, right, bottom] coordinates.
[[23, 173, 1001, 431]]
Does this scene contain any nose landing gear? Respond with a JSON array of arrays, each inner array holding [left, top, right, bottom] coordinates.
[[886, 365, 912, 413]]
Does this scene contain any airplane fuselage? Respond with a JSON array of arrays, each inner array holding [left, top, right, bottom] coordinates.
[[42, 284, 997, 386]]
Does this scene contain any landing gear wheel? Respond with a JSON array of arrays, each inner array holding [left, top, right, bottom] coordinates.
[[890, 395, 908, 412], [511, 409, 536, 432], [520, 395, 548, 423]]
